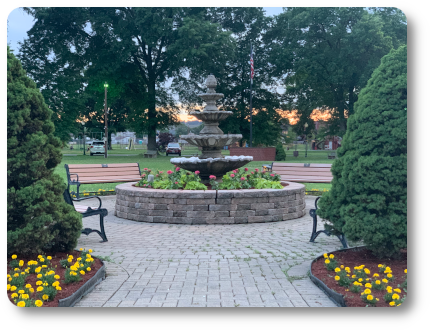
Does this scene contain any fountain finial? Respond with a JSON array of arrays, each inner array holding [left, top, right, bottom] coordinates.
[[205, 74, 217, 93]]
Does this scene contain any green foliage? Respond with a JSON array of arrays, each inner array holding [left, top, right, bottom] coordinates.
[[7, 48, 82, 255], [317, 46, 407, 258], [253, 179, 283, 189], [184, 182, 207, 190], [275, 143, 286, 161], [152, 180, 171, 189]]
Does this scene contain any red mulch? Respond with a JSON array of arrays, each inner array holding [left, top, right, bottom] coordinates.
[[311, 248, 407, 307], [7, 251, 103, 307]]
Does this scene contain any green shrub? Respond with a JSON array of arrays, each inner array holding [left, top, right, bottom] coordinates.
[[275, 143, 286, 161], [317, 46, 407, 258], [7, 47, 82, 255]]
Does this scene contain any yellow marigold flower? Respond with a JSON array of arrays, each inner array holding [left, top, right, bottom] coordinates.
[[39, 258, 45, 262], [86, 254, 91, 258], [8, 278, 12, 282], [36, 281, 42, 286], [77, 257, 82, 261], [365, 283, 372, 288], [10, 286, 17, 291], [325, 259, 330, 264], [7, 274, 10, 278], [387, 274, 393, 278], [20, 272, 25, 275], [351, 275, 356, 278], [394, 288, 401, 293], [42, 265, 47, 268], [35, 300, 43, 307], [70, 266, 77, 271], [18, 290, 25, 294], [37, 286, 43, 292], [7, 284, 11, 291], [37, 255, 42, 259], [367, 295, 373, 300], [345, 267, 350, 272], [52, 281, 59, 287], [382, 279, 388, 283], [323, 253, 328, 259], [80, 270, 85, 275], [387, 288, 393, 293], [47, 256, 52, 260], [25, 284, 32, 288], [340, 265, 344, 269], [13, 273, 19, 278], [404, 269, 407, 274], [373, 273, 379, 277], [80, 248, 83, 251], [375, 280, 381, 285], [334, 268, 341, 272], [378, 264, 383, 268], [22, 294, 29, 299], [43, 282, 48, 286], [386, 266, 391, 271], [56, 286, 62, 291], [87, 267, 91, 272], [364, 268, 370, 274], [334, 276, 340, 281], [376, 298, 379, 301], [19, 260, 24, 267], [35, 267, 41, 273], [392, 294, 400, 300], [364, 289, 371, 295], [54, 275, 60, 279], [17, 301, 25, 307], [48, 270, 55, 275], [29, 288, 34, 293], [11, 293, 18, 298], [329, 254, 334, 259], [389, 301, 395, 306], [85, 259, 91, 262], [11, 255, 17, 259], [358, 278, 363, 282], [89, 249, 93, 253], [90, 258, 94, 262], [42, 294, 49, 300]]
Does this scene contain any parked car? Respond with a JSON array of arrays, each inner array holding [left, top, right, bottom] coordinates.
[[89, 140, 105, 156], [166, 142, 181, 156]]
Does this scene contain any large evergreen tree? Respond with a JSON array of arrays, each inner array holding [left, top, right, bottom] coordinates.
[[7, 47, 82, 255], [317, 46, 407, 258]]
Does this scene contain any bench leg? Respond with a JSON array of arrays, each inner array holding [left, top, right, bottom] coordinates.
[[309, 208, 348, 249], [81, 214, 108, 243]]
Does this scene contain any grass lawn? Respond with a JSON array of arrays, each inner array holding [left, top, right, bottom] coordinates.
[[58, 148, 333, 194]]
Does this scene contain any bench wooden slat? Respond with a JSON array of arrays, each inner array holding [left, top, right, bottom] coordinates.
[[272, 162, 333, 183], [272, 163, 332, 168], [77, 177, 141, 184], [68, 168, 140, 174], [71, 171, 141, 178], [74, 205, 98, 213], [280, 176, 332, 183], [274, 170, 332, 175], [68, 163, 139, 169], [273, 167, 332, 172]]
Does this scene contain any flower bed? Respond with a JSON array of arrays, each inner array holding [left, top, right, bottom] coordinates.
[[135, 166, 283, 190], [311, 247, 407, 307], [7, 248, 103, 307]]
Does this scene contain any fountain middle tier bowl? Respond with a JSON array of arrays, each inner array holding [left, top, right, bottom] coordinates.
[[180, 134, 242, 148], [170, 156, 253, 181], [190, 111, 233, 123]]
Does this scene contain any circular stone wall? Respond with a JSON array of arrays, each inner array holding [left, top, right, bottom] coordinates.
[[114, 182, 306, 225]]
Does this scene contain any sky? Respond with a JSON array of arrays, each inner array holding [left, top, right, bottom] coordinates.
[[7, 7, 285, 55]]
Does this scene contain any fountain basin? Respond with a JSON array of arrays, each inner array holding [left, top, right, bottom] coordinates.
[[180, 134, 243, 150], [114, 181, 306, 224], [170, 156, 253, 181]]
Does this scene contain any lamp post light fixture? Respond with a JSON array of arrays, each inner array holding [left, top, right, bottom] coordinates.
[[81, 121, 86, 156], [304, 122, 309, 158], [104, 82, 109, 158]]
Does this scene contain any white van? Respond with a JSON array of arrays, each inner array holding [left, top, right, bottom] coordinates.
[[89, 140, 105, 156]]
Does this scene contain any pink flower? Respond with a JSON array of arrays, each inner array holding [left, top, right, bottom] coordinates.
[[159, 171, 163, 174], [176, 167, 180, 171], [167, 170, 173, 174], [141, 174, 146, 177], [255, 168, 259, 172], [156, 174, 159, 177], [175, 182, 179, 184], [251, 172, 254, 175], [240, 177, 245, 181], [244, 168, 248, 171], [270, 173, 275, 177], [230, 174, 235, 178], [144, 168, 148, 171], [233, 169, 238, 173], [209, 175, 216, 180], [143, 184, 147, 187], [195, 171, 200, 175]]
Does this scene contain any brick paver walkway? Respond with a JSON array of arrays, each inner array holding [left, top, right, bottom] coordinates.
[[74, 195, 344, 307]]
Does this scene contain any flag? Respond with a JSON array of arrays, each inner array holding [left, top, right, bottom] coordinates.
[[250, 45, 254, 83]]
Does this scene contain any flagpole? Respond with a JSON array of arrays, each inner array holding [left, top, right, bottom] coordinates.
[[249, 43, 253, 148]]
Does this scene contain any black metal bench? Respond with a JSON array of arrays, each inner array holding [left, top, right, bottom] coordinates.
[[63, 189, 108, 242], [309, 197, 348, 249]]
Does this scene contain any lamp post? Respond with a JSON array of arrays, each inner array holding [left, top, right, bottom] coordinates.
[[304, 122, 309, 158], [81, 121, 86, 156], [104, 82, 109, 159]]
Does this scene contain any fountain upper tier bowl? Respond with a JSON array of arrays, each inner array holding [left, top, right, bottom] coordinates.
[[180, 134, 242, 151], [170, 156, 253, 182]]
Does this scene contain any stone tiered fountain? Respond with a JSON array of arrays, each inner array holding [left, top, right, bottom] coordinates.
[[170, 75, 253, 182]]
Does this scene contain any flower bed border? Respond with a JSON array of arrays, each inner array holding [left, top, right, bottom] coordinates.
[[58, 259, 106, 307], [308, 246, 367, 307]]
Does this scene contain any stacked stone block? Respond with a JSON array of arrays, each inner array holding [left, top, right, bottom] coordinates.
[[115, 182, 306, 224]]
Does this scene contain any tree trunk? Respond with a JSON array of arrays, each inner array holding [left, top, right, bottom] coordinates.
[[147, 80, 157, 151]]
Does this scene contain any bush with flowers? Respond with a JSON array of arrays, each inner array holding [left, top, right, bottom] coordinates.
[[135, 166, 283, 190], [7, 248, 97, 307]]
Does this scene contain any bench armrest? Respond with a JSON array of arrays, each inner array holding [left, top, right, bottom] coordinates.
[[69, 173, 80, 182], [73, 195, 102, 210]]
